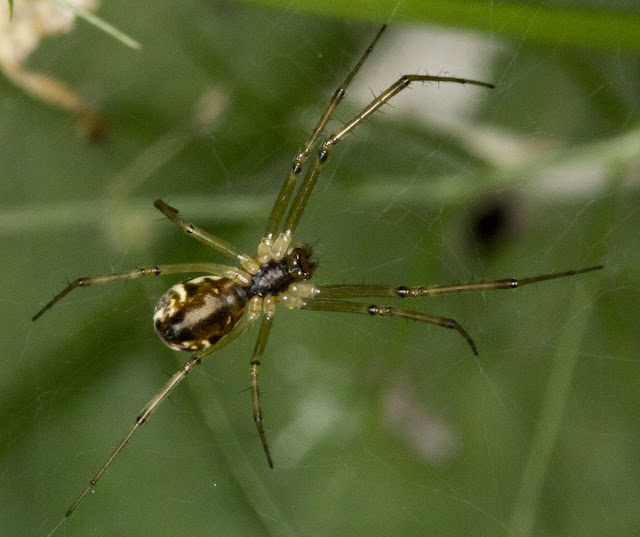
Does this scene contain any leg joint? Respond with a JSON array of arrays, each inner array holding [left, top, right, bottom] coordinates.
[[396, 286, 409, 297]]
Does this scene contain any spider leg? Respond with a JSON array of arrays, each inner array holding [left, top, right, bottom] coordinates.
[[32, 262, 250, 321], [295, 298, 478, 355], [263, 25, 387, 241], [154, 200, 260, 274], [312, 266, 604, 299], [249, 314, 275, 468], [280, 73, 494, 243], [64, 299, 262, 519]]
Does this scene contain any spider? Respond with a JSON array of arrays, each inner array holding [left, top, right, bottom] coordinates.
[[34, 25, 602, 520]]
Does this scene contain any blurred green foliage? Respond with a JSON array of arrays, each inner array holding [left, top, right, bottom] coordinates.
[[1, 1, 638, 537]]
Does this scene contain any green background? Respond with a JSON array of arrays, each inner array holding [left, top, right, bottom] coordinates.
[[2, 1, 639, 536]]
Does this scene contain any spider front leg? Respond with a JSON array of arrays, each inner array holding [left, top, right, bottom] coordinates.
[[294, 298, 478, 355], [312, 265, 605, 299], [263, 25, 387, 241], [280, 73, 494, 242], [289, 265, 604, 355], [32, 262, 250, 321]]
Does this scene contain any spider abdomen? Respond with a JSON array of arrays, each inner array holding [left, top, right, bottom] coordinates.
[[153, 276, 248, 351]]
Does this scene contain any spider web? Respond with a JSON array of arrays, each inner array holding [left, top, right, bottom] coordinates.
[[3, 2, 640, 537]]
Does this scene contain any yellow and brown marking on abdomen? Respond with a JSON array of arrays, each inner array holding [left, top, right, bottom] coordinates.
[[153, 276, 248, 351]]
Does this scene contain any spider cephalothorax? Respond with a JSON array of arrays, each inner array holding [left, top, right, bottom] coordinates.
[[248, 244, 317, 297]]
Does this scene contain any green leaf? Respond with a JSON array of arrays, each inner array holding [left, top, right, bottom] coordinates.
[[247, 0, 640, 54]]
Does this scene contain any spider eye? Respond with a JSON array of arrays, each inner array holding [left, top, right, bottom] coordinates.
[[153, 276, 248, 351]]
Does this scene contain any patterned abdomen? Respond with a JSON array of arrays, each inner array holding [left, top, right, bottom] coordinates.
[[153, 276, 248, 351]]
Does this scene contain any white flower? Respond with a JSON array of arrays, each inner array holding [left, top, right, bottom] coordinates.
[[1, 0, 99, 66]]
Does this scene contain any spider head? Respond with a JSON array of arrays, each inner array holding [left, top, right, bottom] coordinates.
[[286, 244, 318, 281]]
